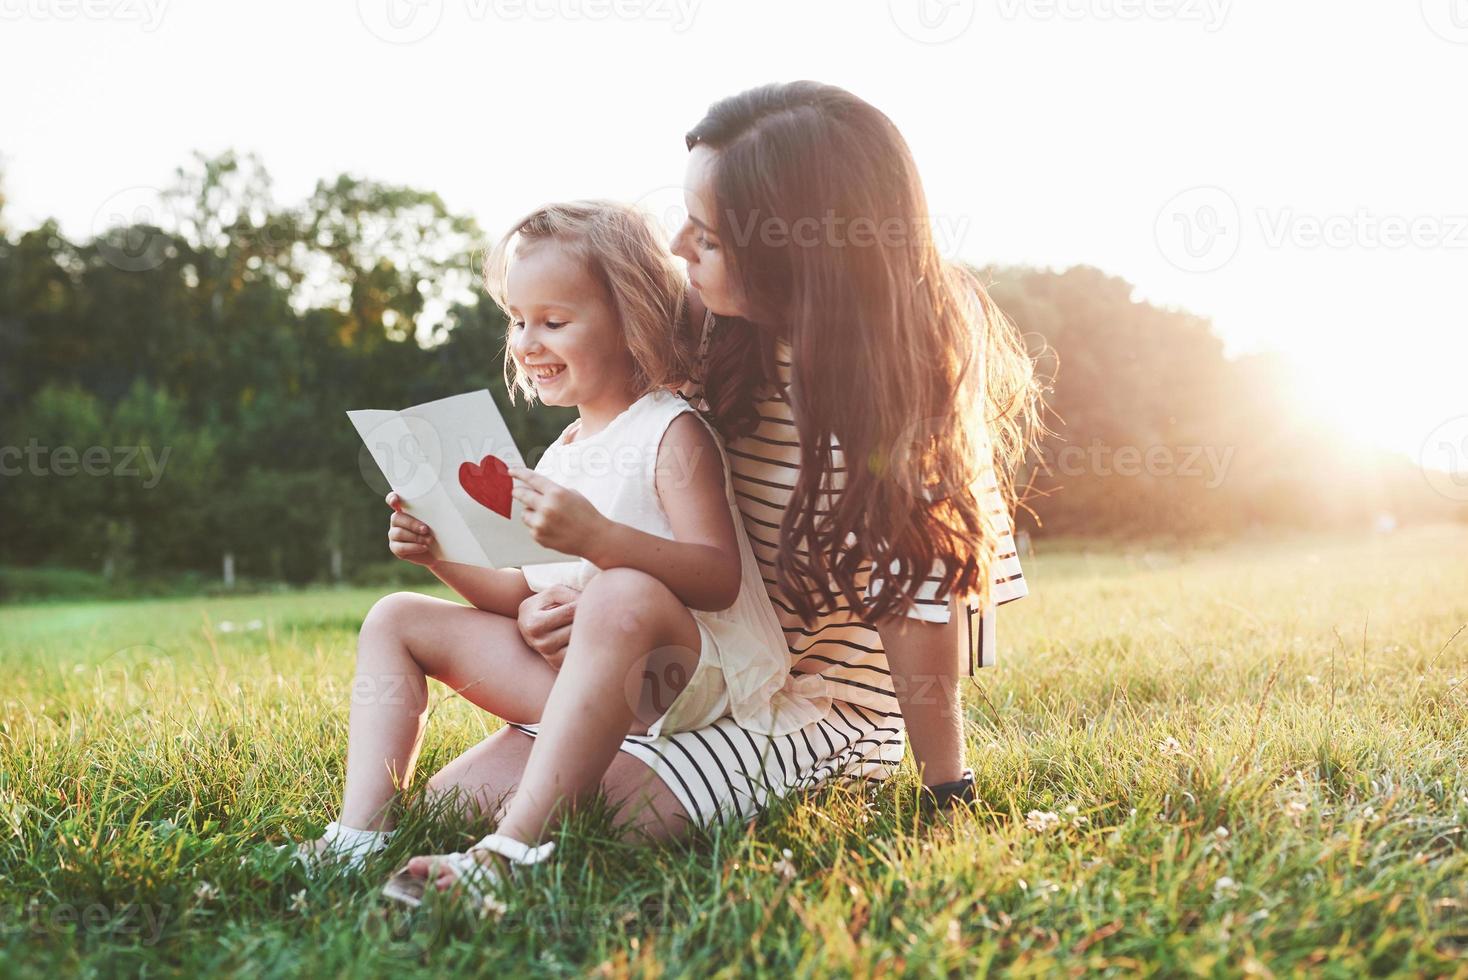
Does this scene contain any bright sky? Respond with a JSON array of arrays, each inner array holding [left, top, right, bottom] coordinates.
[[2, 0, 1464, 458]]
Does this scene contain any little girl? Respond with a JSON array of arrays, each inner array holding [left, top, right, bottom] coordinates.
[[485, 200, 824, 743], [297, 201, 825, 906]]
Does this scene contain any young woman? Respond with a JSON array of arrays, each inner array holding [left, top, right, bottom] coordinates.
[[378, 81, 1041, 900]]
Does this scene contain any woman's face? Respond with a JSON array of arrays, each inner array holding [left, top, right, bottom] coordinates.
[[671, 145, 751, 319]]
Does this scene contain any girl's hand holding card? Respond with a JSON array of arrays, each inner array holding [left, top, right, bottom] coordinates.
[[509, 466, 611, 558], [385, 491, 439, 568]]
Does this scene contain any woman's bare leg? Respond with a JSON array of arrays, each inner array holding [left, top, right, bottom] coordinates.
[[338, 591, 559, 831], [422, 726, 692, 841], [493, 568, 701, 846]]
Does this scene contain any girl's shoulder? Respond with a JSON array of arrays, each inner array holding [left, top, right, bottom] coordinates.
[[546, 418, 581, 449], [634, 386, 701, 424], [634, 389, 722, 455]]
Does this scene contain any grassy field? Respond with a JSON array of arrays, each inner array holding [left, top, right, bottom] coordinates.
[[2, 525, 1466, 977]]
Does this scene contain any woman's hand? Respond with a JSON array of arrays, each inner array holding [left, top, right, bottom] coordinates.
[[385, 491, 438, 568], [508, 467, 612, 559], [518, 585, 580, 669]]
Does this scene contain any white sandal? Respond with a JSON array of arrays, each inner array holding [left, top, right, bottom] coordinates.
[[379, 833, 555, 910], [278, 820, 395, 875]]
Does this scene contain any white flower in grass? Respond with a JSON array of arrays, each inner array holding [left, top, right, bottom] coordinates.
[[478, 894, 508, 920], [218, 621, 236, 633], [1157, 736, 1183, 756], [1025, 810, 1060, 833], [1214, 826, 1230, 841], [771, 848, 797, 880], [193, 880, 220, 902], [1213, 876, 1238, 900], [1304, 675, 1319, 685], [289, 889, 308, 914]]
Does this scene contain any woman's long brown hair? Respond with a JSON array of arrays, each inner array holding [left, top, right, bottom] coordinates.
[[687, 81, 1046, 626]]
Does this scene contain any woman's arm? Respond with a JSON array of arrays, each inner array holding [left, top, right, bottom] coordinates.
[[508, 414, 741, 612], [874, 594, 970, 786]]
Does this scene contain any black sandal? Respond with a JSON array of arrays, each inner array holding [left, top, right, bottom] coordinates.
[[918, 768, 976, 816]]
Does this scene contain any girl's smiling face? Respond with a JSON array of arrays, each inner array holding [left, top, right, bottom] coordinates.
[[506, 240, 636, 412], [671, 144, 751, 319]]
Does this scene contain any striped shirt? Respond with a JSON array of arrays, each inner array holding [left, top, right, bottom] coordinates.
[[683, 327, 1029, 718]]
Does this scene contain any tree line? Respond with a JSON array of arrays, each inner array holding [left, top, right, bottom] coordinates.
[[0, 151, 1459, 596]]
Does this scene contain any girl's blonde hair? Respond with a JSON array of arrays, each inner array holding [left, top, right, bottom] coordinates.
[[483, 200, 691, 405]]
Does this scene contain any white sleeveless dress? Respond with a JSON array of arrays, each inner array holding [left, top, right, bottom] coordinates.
[[520, 389, 830, 738]]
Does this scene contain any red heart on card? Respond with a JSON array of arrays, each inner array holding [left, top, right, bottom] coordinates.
[[458, 454, 513, 519]]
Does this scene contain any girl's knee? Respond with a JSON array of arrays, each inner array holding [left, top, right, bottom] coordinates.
[[578, 569, 675, 627], [571, 570, 697, 666], [362, 590, 424, 633]]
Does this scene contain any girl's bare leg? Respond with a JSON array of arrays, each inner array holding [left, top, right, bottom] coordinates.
[[338, 591, 559, 831], [492, 568, 701, 846]]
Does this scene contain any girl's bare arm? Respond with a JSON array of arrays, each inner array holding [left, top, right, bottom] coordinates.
[[509, 415, 741, 612], [593, 413, 740, 610], [427, 562, 535, 618]]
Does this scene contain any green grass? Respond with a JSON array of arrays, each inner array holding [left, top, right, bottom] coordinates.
[[2, 525, 1466, 977]]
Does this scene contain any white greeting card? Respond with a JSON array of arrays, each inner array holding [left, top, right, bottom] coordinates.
[[348, 389, 573, 568]]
